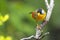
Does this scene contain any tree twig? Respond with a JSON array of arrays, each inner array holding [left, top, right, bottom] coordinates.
[[20, 0, 54, 40]]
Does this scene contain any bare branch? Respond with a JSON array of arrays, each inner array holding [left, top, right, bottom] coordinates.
[[20, 35, 34, 40], [20, 0, 54, 40], [39, 32, 49, 39], [45, 0, 54, 21], [45, 0, 50, 9]]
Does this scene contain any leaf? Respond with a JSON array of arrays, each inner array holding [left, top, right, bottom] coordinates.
[[0, 36, 12, 40], [0, 14, 9, 25], [2, 14, 9, 22]]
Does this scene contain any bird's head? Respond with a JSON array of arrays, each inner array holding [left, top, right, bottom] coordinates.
[[36, 8, 46, 20]]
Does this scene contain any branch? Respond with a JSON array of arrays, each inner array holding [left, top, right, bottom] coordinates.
[[21, 35, 34, 40], [45, 0, 54, 21], [40, 0, 55, 29], [39, 32, 49, 39], [35, 0, 55, 40], [20, 0, 54, 40], [45, 0, 50, 9]]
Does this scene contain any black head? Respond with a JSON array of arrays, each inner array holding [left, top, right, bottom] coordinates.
[[37, 9, 44, 14]]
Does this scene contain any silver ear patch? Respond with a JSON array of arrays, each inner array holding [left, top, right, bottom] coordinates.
[[42, 9, 44, 14]]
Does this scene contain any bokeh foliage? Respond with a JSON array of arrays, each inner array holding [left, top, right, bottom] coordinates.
[[0, 0, 60, 40]]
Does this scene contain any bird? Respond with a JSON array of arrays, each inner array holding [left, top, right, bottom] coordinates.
[[30, 8, 46, 22]]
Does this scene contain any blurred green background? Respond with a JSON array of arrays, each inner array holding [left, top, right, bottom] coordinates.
[[0, 0, 60, 40]]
